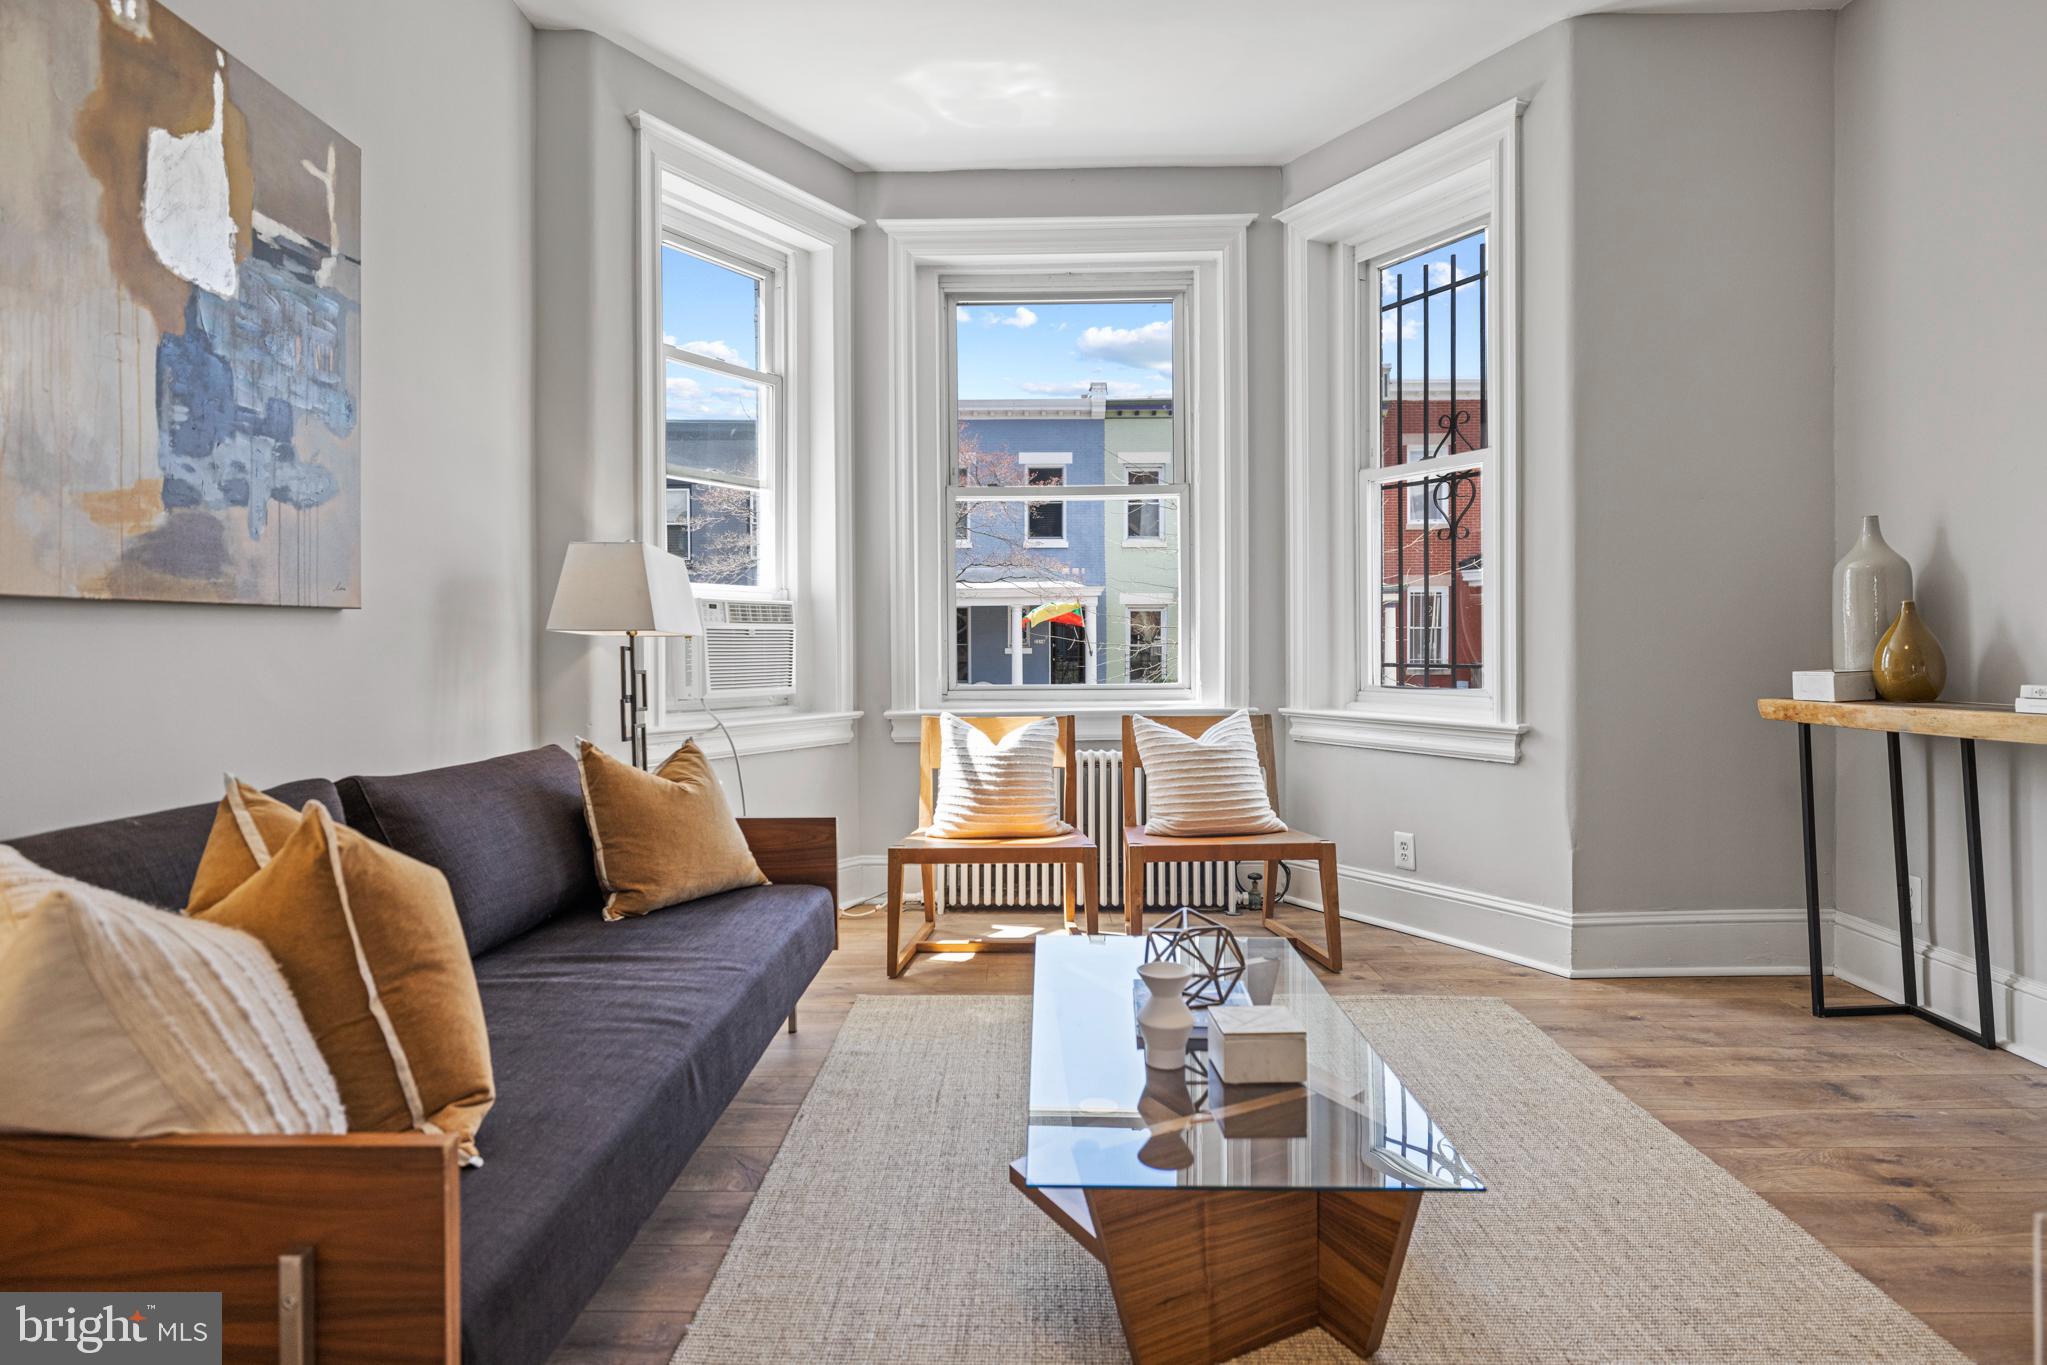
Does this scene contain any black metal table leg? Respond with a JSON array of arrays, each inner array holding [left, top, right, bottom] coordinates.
[[1799, 723, 1825, 1016], [1887, 732, 1920, 1007], [1800, 723, 1911, 1021], [1960, 739, 1999, 1048]]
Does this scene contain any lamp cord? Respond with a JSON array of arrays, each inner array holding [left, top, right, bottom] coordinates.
[[699, 701, 748, 817]]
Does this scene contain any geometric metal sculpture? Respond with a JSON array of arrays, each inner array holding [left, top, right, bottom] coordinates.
[[1143, 908, 1246, 1008]]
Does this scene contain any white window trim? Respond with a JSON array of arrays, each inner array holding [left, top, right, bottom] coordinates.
[[1276, 100, 1525, 763], [631, 112, 862, 752], [1021, 455, 1069, 546], [1121, 459, 1168, 545], [882, 214, 1253, 741]]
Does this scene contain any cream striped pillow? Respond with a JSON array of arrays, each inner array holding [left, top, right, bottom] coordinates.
[[0, 859, 345, 1139], [1132, 711, 1286, 837], [926, 714, 1069, 839]]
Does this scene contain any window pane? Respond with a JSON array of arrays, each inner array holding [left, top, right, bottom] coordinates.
[[1377, 471, 1482, 689], [661, 245, 759, 371], [666, 361, 762, 484], [952, 495, 1179, 686], [665, 477, 758, 587], [954, 299, 1173, 486], [1379, 229, 1486, 465]]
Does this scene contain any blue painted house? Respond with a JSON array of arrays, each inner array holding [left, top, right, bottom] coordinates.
[[955, 388, 1109, 685]]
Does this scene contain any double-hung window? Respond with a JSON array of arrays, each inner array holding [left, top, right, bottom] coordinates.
[[660, 240, 777, 589], [630, 112, 858, 747], [883, 214, 1251, 729], [948, 297, 1185, 693], [1278, 101, 1523, 761], [1366, 231, 1487, 690]]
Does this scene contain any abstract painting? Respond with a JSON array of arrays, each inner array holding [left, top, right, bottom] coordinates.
[[0, 0, 361, 607]]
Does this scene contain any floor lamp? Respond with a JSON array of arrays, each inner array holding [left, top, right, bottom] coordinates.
[[546, 541, 701, 770]]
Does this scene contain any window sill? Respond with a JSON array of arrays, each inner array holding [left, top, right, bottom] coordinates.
[[650, 708, 862, 757], [1280, 707, 1525, 763], [1121, 537, 1167, 548], [1023, 538, 1069, 550]]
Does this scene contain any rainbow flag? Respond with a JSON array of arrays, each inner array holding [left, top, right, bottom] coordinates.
[[1024, 600, 1085, 628]]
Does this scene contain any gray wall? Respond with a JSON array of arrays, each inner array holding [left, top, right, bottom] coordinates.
[[1278, 25, 1579, 935], [1276, 13, 1838, 964], [1832, 0, 2047, 985], [848, 168, 1284, 864], [0, 0, 536, 836], [1567, 14, 1836, 919], [530, 30, 863, 821]]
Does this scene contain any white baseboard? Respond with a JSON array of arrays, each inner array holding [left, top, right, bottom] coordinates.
[[1830, 912, 2047, 1066], [1284, 859, 1826, 980], [1282, 858, 1574, 976], [838, 854, 886, 909]]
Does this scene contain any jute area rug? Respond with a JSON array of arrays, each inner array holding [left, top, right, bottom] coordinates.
[[673, 995, 1968, 1364]]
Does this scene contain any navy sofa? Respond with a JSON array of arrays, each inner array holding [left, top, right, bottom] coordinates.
[[4, 745, 837, 1365]]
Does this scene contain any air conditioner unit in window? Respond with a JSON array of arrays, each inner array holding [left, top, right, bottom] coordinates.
[[668, 597, 798, 704]]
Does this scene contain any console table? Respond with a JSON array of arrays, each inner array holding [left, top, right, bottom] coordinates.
[[1757, 698, 2047, 1050]]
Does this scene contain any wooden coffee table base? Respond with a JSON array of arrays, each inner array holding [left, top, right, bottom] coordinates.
[[1008, 1160, 1422, 1363]]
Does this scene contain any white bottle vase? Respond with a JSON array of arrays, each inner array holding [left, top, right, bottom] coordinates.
[[1136, 960, 1196, 1070], [1832, 515, 1913, 672]]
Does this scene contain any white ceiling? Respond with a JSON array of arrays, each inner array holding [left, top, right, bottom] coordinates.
[[517, 0, 1847, 173]]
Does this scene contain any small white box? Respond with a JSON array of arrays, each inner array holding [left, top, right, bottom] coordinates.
[[1206, 1006, 1307, 1084], [1792, 670, 1876, 702], [2019, 684, 2047, 701], [2016, 698, 2047, 715]]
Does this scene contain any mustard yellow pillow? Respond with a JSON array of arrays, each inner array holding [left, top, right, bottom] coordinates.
[[576, 739, 767, 920], [187, 776, 302, 914], [190, 802, 495, 1165]]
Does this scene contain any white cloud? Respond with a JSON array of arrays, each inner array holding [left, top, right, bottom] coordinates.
[[1077, 320, 1172, 374], [996, 305, 1037, 329], [1381, 311, 1420, 345], [1427, 261, 1452, 285], [666, 371, 758, 420], [678, 338, 743, 365], [956, 308, 973, 325]]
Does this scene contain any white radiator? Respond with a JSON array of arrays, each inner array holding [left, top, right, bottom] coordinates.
[[938, 748, 1232, 911]]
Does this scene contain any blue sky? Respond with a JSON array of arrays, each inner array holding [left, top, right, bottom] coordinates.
[[1379, 229, 1487, 389], [663, 246, 762, 420], [954, 300, 1173, 401]]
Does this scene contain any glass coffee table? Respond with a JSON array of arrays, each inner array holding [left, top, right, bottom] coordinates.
[[1011, 933, 1484, 1363]]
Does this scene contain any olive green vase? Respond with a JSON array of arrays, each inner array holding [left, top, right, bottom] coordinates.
[[1872, 599, 1947, 702]]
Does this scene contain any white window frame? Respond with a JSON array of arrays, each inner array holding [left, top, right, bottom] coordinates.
[[882, 215, 1252, 741], [1121, 455, 1169, 544], [1277, 101, 1525, 763], [631, 112, 862, 754], [1020, 452, 1072, 547], [659, 232, 780, 591]]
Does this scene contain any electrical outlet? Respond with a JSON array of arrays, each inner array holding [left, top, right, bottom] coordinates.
[[1393, 831, 1416, 872], [1909, 874, 1925, 926]]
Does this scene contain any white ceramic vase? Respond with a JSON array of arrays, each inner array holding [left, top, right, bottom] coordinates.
[[1832, 515, 1914, 672], [1136, 960, 1196, 1070]]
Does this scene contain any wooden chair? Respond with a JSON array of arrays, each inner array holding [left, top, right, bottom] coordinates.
[[1121, 713, 1343, 971], [886, 715, 1102, 977]]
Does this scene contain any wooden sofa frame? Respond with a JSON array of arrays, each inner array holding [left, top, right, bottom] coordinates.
[[0, 817, 837, 1365]]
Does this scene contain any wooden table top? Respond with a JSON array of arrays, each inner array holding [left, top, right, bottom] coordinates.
[[1757, 697, 2047, 745]]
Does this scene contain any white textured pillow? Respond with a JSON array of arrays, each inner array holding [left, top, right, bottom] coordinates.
[[926, 714, 1069, 839], [0, 865, 345, 1139], [1132, 711, 1287, 837]]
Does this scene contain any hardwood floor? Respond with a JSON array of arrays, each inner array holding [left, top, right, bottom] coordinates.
[[551, 908, 2044, 1364]]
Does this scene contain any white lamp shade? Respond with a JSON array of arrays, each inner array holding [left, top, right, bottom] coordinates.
[[545, 541, 701, 636]]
